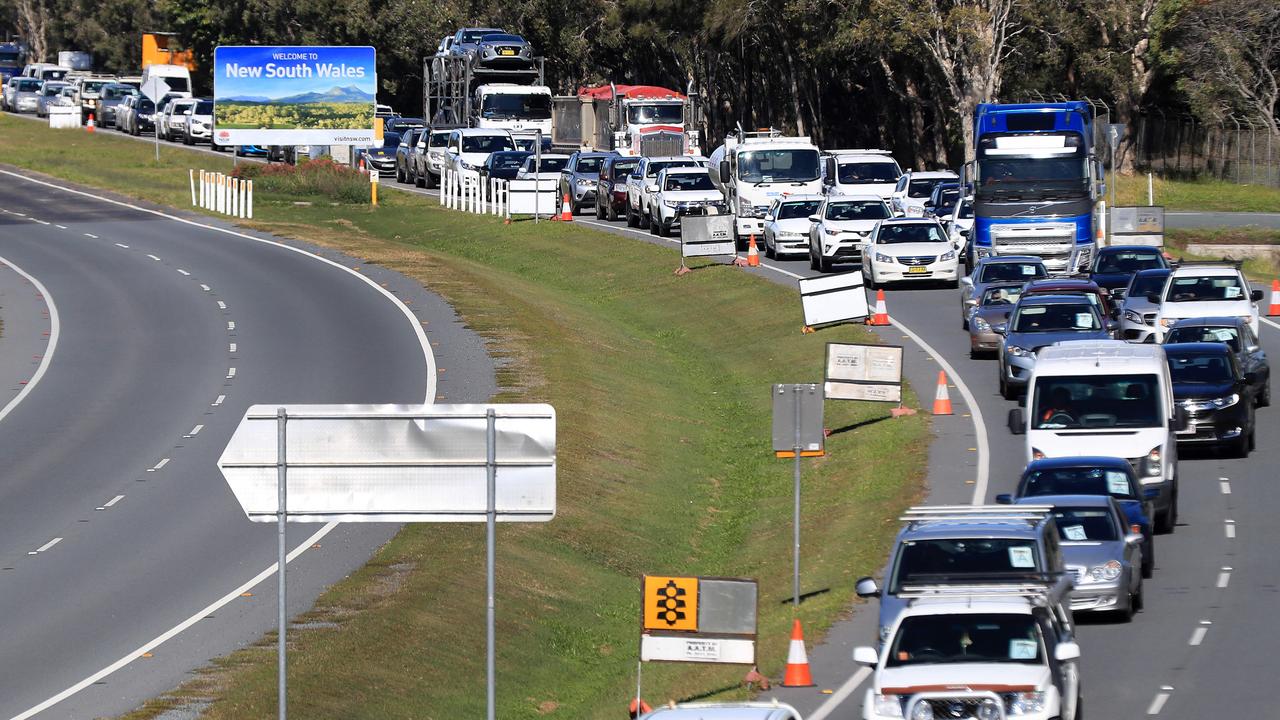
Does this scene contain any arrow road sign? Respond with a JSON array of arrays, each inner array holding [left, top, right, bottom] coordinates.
[[1106, 123, 1126, 149]]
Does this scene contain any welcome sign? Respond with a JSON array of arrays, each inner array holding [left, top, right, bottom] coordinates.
[[213, 46, 377, 146]]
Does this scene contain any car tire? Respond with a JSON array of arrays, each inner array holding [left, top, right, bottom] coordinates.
[[1157, 493, 1177, 534], [1132, 581, 1144, 613], [607, 202, 618, 222], [1259, 380, 1271, 407], [999, 369, 1016, 401], [810, 249, 820, 272], [648, 212, 659, 235], [396, 165, 405, 183], [946, 277, 959, 289], [1142, 540, 1154, 579], [596, 201, 605, 220], [638, 206, 650, 229]]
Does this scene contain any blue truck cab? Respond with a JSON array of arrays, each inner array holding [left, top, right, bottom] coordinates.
[[0, 42, 26, 85], [966, 102, 1105, 275]]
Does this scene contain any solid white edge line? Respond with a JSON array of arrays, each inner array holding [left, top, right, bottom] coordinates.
[[0, 156, 436, 720], [804, 666, 872, 720], [0, 256, 60, 426], [8, 522, 340, 720], [1261, 316, 1280, 333]]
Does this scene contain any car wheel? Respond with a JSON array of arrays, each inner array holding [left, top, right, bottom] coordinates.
[[607, 202, 618, 222], [638, 206, 650, 229], [1259, 379, 1271, 407], [998, 368, 1015, 401], [1132, 581, 1144, 613], [396, 165, 405, 183], [1122, 586, 1137, 621], [1142, 539, 1154, 579], [596, 201, 605, 220], [764, 235, 776, 259], [1157, 498, 1176, 534], [648, 212, 659, 235], [810, 248, 820, 272]]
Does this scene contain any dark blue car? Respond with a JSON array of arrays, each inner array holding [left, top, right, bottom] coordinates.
[[998, 456, 1155, 578], [1089, 245, 1169, 294]]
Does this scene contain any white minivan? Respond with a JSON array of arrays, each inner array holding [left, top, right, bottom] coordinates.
[[1009, 340, 1183, 533], [140, 63, 192, 96]]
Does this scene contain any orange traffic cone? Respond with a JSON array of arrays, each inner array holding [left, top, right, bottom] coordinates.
[[358, 157, 365, 173], [85, 113, 95, 133], [932, 371, 953, 415], [747, 235, 760, 267], [560, 193, 573, 221], [629, 698, 653, 718], [867, 289, 890, 326], [782, 618, 815, 687], [1269, 279, 1280, 316]]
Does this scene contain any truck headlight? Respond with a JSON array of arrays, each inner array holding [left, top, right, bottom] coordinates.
[[1088, 560, 1123, 582], [1141, 446, 1162, 477], [738, 197, 753, 216], [1008, 691, 1047, 715], [872, 694, 904, 718]]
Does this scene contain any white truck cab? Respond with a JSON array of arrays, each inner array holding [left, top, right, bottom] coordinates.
[[1008, 340, 1182, 533], [822, 149, 902, 200], [855, 580, 1080, 720], [709, 128, 822, 245], [470, 83, 552, 141], [140, 63, 192, 96]]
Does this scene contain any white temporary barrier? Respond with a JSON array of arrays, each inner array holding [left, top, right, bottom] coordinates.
[[47, 105, 80, 129], [440, 170, 511, 219], [507, 179, 559, 218], [192, 169, 253, 219], [798, 272, 871, 328]]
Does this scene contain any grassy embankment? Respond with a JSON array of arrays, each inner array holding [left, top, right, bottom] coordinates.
[[1113, 174, 1280, 213], [0, 117, 930, 719]]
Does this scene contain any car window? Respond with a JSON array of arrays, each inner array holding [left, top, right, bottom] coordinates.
[[612, 161, 638, 179], [1022, 466, 1137, 499], [524, 157, 567, 173], [1012, 304, 1100, 333], [663, 173, 715, 191], [575, 157, 603, 175], [826, 200, 890, 221], [647, 160, 696, 177], [1128, 272, 1170, 298], [876, 223, 947, 244], [1031, 374, 1162, 430], [981, 286, 1023, 306], [836, 161, 899, 184], [1165, 325, 1240, 351], [892, 539, 1041, 590], [1051, 508, 1120, 542], [461, 135, 515, 153], [1166, 274, 1246, 302], [1167, 351, 1235, 384], [907, 178, 944, 198], [981, 262, 1047, 283], [1094, 249, 1164, 274], [775, 200, 822, 220]]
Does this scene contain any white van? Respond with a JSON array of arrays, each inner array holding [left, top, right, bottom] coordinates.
[[22, 63, 72, 82], [140, 63, 192, 96], [1008, 340, 1183, 533], [821, 149, 902, 200]]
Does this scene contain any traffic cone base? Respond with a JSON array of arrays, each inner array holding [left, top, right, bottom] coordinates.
[[747, 235, 760, 267], [1268, 279, 1280, 316], [867, 289, 890, 326], [933, 371, 953, 415], [782, 618, 815, 687]]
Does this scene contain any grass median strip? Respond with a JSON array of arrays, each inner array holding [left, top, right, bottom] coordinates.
[[0, 117, 928, 718]]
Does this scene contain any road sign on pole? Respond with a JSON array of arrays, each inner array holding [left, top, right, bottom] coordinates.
[[140, 76, 171, 163], [771, 384, 824, 609], [218, 403, 556, 720]]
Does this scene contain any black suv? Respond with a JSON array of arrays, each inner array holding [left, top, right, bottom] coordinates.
[[1165, 342, 1257, 456], [596, 154, 639, 221]]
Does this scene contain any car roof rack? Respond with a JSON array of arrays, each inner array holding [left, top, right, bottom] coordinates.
[[898, 573, 1073, 606], [900, 506, 1054, 527]]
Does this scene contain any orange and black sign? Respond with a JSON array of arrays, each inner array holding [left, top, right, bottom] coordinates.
[[642, 575, 699, 632]]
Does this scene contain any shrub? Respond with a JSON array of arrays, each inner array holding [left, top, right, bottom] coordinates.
[[233, 157, 370, 204]]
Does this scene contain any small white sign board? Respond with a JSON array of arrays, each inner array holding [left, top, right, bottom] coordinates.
[[798, 272, 870, 327], [507, 179, 559, 216], [824, 342, 904, 403], [140, 76, 172, 104], [640, 636, 755, 664], [681, 215, 736, 258], [217, 403, 556, 523]]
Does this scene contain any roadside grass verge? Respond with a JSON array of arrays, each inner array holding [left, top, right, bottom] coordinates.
[[1113, 174, 1280, 213], [0, 116, 929, 718], [1166, 229, 1280, 283]]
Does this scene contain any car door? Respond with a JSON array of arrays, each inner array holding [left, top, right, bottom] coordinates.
[[628, 161, 645, 210], [1039, 610, 1079, 719], [1240, 325, 1268, 393]]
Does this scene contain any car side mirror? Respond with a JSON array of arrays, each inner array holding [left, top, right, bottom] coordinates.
[[853, 646, 879, 666], [1146, 293, 1162, 305], [995, 493, 1013, 505], [961, 277, 973, 287], [992, 323, 1007, 336], [1106, 319, 1119, 333], [1125, 533, 1144, 546], [1251, 289, 1264, 302], [1111, 288, 1127, 300], [855, 576, 880, 598], [719, 160, 730, 184], [1054, 642, 1081, 662], [1008, 408, 1025, 435]]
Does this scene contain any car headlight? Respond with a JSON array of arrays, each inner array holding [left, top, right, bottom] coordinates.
[[1184, 393, 1239, 411], [973, 316, 991, 332], [461, 161, 478, 171], [1008, 691, 1047, 715], [1141, 446, 1162, 477], [909, 702, 934, 720], [1159, 317, 1173, 327], [940, 250, 956, 261], [1124, 309, 1143, 324], [1032, 447, 1045, 460], [906, 206, 923, 217], [875, 252, 894, 264], [1089, 560, 1123, 582], [823, 226, 842, 236], [872, 694, 904, 718], [1006, 344, 1033, 358], [663, 199, 678, 207]]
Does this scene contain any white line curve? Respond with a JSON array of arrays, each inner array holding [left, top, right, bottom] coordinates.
[[0, 255, 60, 426]]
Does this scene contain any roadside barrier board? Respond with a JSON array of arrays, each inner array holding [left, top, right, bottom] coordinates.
[[824, 342, 904, 403], [507, 178, 559, 217], [798, 273, 870, 328], [680, 215, 736, 258], [640, 575, 757, 664], [1109, 206, 1164, 247], [772, 383, 825, 458]]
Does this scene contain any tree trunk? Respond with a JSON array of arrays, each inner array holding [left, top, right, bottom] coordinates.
[[17, 0, 50, 62]]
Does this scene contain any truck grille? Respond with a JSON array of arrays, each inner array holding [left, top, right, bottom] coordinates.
[[639, 131, 683, 157], [990, 223, 1075, 270]]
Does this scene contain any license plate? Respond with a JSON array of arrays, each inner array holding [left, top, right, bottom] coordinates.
[[907, 266, 928, 274], [499, 48, 516, 56]]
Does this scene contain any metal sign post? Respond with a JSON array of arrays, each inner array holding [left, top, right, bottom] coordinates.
[[771, 385, 824, 608], [1106, 123, 1125, 240], [219, 403, 557, 720], [140, 76, 171, 163], [534, 130, 543, 222]]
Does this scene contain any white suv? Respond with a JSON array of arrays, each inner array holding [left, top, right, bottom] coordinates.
[[446, 128, 516, 181], [626, 156, 700, 229], [890, 170, 959, 217], [1151, 264, 1262, 342], [808, 194, 892, 272], [855, 583, 1081, 720], [649, 166, 726, 237], [861, 218, 960, 288]]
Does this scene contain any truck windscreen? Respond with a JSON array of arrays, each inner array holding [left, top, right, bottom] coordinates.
[[0, 52, 20, 64], [481, 94, 551, 120], [737, 149, 820, 184], [976, 156, 1088, 197], [627, 104, 683, 124]]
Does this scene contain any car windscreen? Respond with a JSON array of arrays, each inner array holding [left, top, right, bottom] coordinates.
[[647, 160, 696, 177], [611, 160, 639, 179], [490, 153, 529, 169], [836, 161, 898, 184], [1165, 325, 1240, 351], [1167, 352, 1234, 384], [1012, 304, 1100, 332], [956, 201, 974, 219], [164, 77, 190, 93], [526, 157, 567, 173], [429, 132, 451, 147], [575, 157, 604, 176], [1094, 249, 1164, 274], [381, 133, 401, 148], [1052, 508, 1119, 542], [737, 149, 820, 183], [981, 286, 1022, 306], [892, 539, 1042, 591], [81, 80, 109, 93], [1128, 272, 1169, 297], [480, 93, 551, 120], [627, 104, 683, 124], [1031, 374, 1162, 429], [17, 79, 40, 91], [1022, 466, 1137, 499], [887, 613, 1044, 667], [979, 262, 1046, 283], [462, 29, 502, 43], [664, 173, 714, 191], [462, 135, 515, 153], [194, 100, 213, 114], [480, 34, 522, 43], [774, 200, 821, 220], [103, 85, 136, 100], [826, 201, 889, 221], [1165, 275, 1247, 302], [934, 188, 961, 206], [907, 178, 946, 198], [41, 84, 67, 96], [138, 98, 155, 113], [876, 223, 947, 244]]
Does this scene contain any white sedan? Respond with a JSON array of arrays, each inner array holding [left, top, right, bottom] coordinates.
[[808, 194, 893, 272], [762, 195, 824, 259], [861, 218, 961, 289], [516, 154, 570, 181]]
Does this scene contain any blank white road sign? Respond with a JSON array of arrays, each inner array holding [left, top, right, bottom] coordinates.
[[798, 272, 870, 327], [218, 404, 556, 523]]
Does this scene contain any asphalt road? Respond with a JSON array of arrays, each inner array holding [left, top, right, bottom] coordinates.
[[0, 171, 495, 718]]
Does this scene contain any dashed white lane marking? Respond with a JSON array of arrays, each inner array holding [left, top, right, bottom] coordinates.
[[226, 367, 236, 379], [1225, 520, 1236, 538], [147, 458, 169, 472], [54, 224, 66, 229], [228, 342, 237, 353], [114, 242, 128, 248], [1147, 691, 1171, 715], [103, 495, 124, 508], [227, 321, 235, 331], [146, 254, 160, 261], [29, 537, 62, 554], [805, 667, 872, 720], [184, 424, 203, 438], [84, 233, 97, 238], [200, 283, 211, 292], [1218, 567, 1232, 588], [1220, 478, 1231, 494], [217, 301, 226, 309], [176, 268, 190, 276], [212, 394, 225, 407], [1189, 624, 1209, 646]]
